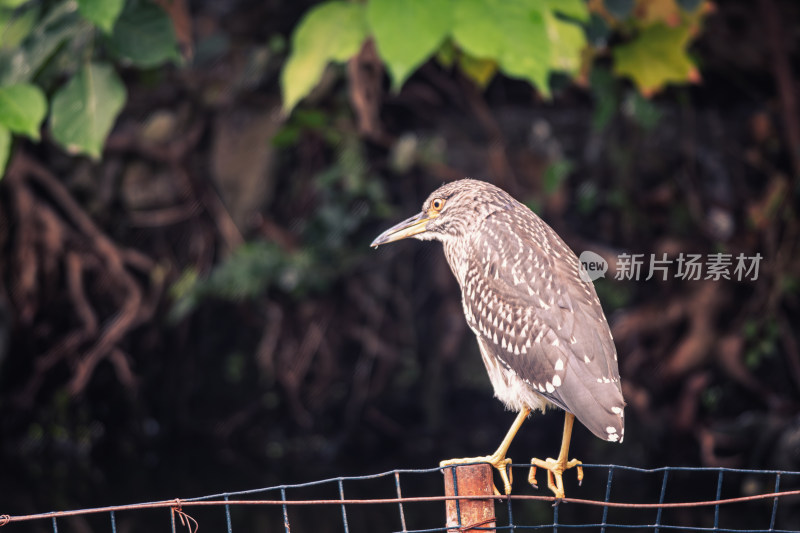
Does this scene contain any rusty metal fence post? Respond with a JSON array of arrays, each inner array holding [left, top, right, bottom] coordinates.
[[442, 464, 497, 533]]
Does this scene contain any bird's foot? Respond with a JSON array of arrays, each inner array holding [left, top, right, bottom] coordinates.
[[440, 454, 513, 495], [528, 456, 583, 500]]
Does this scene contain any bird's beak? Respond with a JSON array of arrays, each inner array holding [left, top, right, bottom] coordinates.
[[370, 211, 431, 248]]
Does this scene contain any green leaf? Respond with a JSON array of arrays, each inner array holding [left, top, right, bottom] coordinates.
[[108, 0, 180, 68], [50, 62, 127, 159], [452, 0, 551, 96], [0, 0, 83, 85], [496, 7, 550, 95], [457, 53, 497, 89], [452, 0, 507, 60], [0, 4, 39, 51], [281, 1, 367, 112], [544, 0, 590, 22], [0, 0, 31, 8], [545, 12, 586, 74], [0, 124, 10, 178], [612, 23, 697, 96], [0, 83, 47, 140], [435, 38, 456, 68], [367, 0, 451, 91], [77, 0, 124, 33]]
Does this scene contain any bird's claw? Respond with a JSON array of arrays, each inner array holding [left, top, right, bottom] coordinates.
[[528, 457, 583, 499], [440, 455, 514, 495], [496, 457, 513, 495]]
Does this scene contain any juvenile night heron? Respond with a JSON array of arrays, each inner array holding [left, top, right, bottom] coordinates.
[[371, 179, 625, 499]]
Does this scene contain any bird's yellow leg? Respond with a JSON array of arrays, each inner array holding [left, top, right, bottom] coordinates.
[[440, 407, 530, 495], [528, 412, 584, 500]]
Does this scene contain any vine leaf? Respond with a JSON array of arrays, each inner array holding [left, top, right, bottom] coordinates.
[[452, 0, 550, 96], [546, 0, 591, 22], [0, 83, 47, 140], [0, 3, 40, 51], [635, 0, 682, 26], [458, 53, 497, 89], [366, 0, 451, 91], [281, 1, 367, 113], [108, 0, 180, 67], [50, 62, 127, 159], [0, 1, 82, 85], [612, 23, 699, 96], [77, 0, 124, 33], [546, 12, 586, 74]]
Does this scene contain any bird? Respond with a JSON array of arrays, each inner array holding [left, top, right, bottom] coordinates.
[[371, 179, 625, 499]]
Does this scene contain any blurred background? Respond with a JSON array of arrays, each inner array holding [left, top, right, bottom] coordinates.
[[0, 0, 799, 530]]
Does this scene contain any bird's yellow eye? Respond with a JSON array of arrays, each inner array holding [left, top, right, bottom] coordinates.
[[431, 198, 445, 212]]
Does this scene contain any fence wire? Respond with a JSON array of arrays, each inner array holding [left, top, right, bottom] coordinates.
[[2, 464, 799, 532]]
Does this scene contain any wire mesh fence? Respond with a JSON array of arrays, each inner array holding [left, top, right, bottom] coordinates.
[[2, 464, 799, 533]]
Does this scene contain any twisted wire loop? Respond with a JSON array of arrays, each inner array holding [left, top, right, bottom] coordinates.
[[0, 516, 10, 527], [458, 517, 495, 532], [171, 499, 198, 533]]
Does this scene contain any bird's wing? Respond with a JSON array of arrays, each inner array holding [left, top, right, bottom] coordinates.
[[460, 206, 625, 441]]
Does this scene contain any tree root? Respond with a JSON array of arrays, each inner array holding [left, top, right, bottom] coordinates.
[[2, 152, 160, 406]]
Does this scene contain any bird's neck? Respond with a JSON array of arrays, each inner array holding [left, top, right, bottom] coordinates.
[[441, 232, 474, 286]]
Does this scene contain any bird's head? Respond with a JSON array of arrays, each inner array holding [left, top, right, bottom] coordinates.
[[371, 179, 511, 247]]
